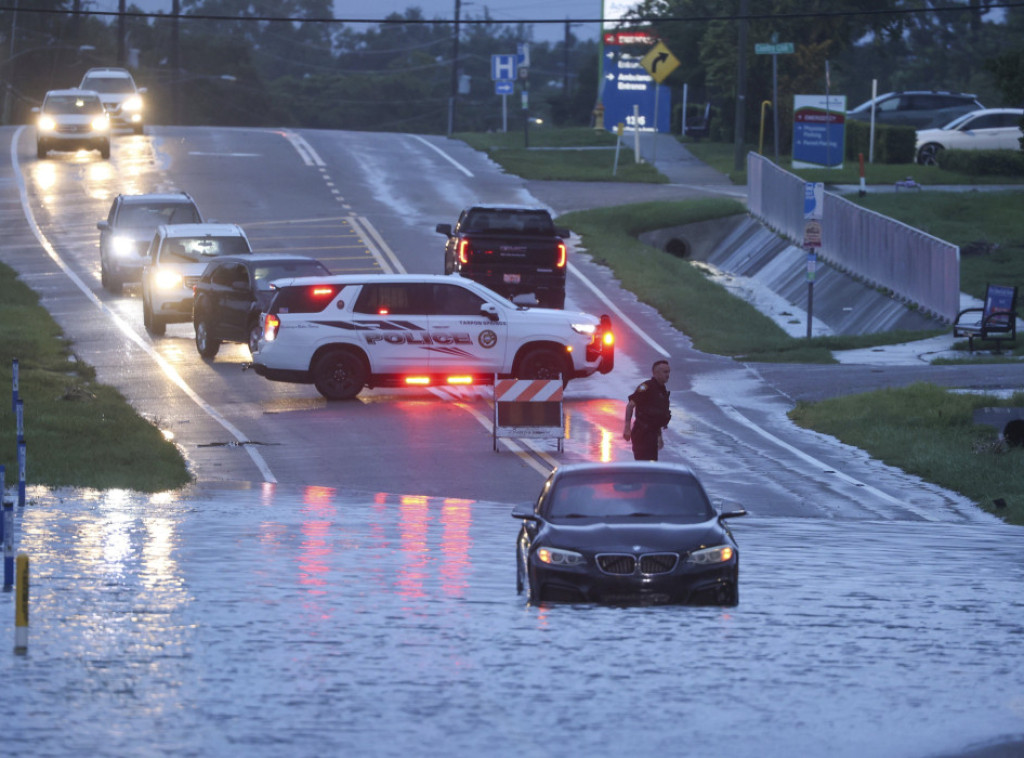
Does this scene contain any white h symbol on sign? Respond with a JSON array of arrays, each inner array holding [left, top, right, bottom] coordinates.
[[491, 54, 517, 82]]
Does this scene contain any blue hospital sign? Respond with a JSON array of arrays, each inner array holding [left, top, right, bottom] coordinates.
[[792, 94, 847, 169], [491, 54, 517, 82], [599, 37, 670, 134]]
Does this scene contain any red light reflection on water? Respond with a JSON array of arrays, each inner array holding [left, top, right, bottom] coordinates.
[[440, 499, 472, 596], [297, 485, 338, 595]]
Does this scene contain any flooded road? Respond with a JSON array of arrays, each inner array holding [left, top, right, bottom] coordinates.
[[3, 483, 1023, 758]]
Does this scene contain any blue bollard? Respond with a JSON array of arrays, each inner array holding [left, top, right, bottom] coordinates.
[[11, 357, 18, 412], [18, 440, 26, 508], [3, 494, 13, 591]]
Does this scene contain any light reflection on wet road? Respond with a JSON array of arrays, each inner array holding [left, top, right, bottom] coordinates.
[[3, 484, 1022, 758]]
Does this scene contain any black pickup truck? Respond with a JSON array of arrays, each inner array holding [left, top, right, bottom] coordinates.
[[436, 206, 570, 309]]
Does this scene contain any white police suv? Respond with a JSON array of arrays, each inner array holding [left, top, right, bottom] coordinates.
[[250, 274, 615, 400]]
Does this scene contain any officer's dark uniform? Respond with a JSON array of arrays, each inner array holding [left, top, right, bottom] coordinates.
[[628, 378, 671, 460]]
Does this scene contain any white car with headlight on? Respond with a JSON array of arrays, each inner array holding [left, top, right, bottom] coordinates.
[[141, 223, 252, 336], [915, 108, 1024, 165], [80, 67, 146, 134], [34, 88, 110, 159], [251, 274, 615, 400], [97, 192, 204, 294]]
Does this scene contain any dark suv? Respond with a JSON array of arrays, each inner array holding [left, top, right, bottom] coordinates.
[[192, 253, 330, 358], [97, 192, 203, 293], [846, 91, 984, 129]]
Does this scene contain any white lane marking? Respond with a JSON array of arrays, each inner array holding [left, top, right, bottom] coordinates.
[[567, 261, 671, 359], [711, 402, 930, 516], [10, 126, 278, 484], [349, 214, 406, 275], [428, 389, 552, 476], [409, 135, 475, 177], [188, 152, 261, 157], [281, 130, 325, 167], [345, 214, 400, 274]]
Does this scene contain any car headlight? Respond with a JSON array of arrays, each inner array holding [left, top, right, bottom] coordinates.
[[153, 269, 184, 290], [91, 115, 110, 132], [686, 546, 735, 565], [38, 115, 56, 132], [571, 323, 596, 336], [123, 95, 143, 112], [536, 547, 585, 566], [111, 236, 136, 258]]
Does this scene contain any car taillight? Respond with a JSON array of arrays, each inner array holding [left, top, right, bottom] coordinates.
[[556, 241, 567, 268], [587, 314, 615, 363], [264, 313, 281, 341], [458, 239, 471, 265]]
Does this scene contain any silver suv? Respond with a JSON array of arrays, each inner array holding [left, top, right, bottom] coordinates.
[[141, 223, 253, 335], [846, 91, 984, 129], [97, 192, 203, 293], [80, 67, 146, 134], [34, 89, 110, 159]]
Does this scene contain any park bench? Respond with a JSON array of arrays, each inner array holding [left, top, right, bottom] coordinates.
[[952, 283, 1018, 352]]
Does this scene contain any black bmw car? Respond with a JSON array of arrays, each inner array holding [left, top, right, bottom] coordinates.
[[513, 462, 747, 606]]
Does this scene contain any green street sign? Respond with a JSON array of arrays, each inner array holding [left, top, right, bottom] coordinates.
[[755, 42, 794, 55]]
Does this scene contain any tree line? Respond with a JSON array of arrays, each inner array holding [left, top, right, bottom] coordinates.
[[2, 0, 1021, 143]]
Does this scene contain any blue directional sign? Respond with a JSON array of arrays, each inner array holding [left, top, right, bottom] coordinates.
[[491, 54, 517, 82], [495, 80, 514, 96], [600, 45, 670, 133]]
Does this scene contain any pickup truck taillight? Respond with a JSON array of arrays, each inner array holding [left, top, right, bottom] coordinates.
[[264, 313, 281, 341], [458, 239, 471, 265], [556, 242, 567, 268]]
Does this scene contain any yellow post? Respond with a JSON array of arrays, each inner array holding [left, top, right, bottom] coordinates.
[[758, 100, 772, 155], [15, 553, 28, 654]]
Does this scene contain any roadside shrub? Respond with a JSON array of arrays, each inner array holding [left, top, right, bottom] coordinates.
[[845, 120, 916, 164], [938, 149, 1024, 177]]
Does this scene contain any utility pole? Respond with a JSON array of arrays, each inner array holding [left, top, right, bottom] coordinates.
[[563, 20, 571, 95], [447, 0, 461, 135], [117, 0, 126, 66], [733, 0, 749, 173], [171, 0, 180, 124]]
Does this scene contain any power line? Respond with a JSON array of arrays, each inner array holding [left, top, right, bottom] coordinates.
[[2, 2, 1023, 26]]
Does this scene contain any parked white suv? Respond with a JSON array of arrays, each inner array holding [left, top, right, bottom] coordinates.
[[251, 274, 615, 400], [141, 223, 253, 335], [79, 67, 146, 134]]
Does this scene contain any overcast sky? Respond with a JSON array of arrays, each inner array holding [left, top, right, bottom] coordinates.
[[87, 1, 616, 43]]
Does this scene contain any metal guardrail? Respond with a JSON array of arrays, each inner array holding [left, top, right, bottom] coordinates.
[[747, 152, 960, 322]]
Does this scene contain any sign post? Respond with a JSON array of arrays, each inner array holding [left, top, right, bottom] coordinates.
[[803, 181, 824, 338], [491, 54, 517, 133], [754, 38, 793, 158], [640, 40, 680, 163]]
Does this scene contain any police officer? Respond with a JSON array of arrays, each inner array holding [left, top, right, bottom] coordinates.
[[622, 360, 671, 460]]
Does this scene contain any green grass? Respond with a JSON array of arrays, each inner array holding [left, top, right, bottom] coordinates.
[[0, 263, 191, 493], [558, 201, 949, 363], [684, 140, 1024, 187], [789, 384, 1024, 523], [456, 127, 667, 183]]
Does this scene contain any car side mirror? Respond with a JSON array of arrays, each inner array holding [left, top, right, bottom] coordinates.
[[555, 227, 571, 238], [436, 223, 452, 236], [97, 221, 109, 232], [138, 87, 148, 94], [511, 502, 538, 521], [480, 303, 500, 321], [719, 507, 748, 520]]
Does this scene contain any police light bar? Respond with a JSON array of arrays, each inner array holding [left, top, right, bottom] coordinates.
[[404, 376, 430, 385], [446, 376, 473, 384]]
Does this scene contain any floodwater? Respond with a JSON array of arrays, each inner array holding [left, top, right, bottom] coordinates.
[[2, 483, 1023, 758]]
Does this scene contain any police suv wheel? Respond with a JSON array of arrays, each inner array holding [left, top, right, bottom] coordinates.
[[516, 347, 568, 385], [312, 349, 367, 400]]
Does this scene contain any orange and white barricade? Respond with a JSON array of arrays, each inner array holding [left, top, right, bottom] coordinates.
[[492, 377, 564, 452]]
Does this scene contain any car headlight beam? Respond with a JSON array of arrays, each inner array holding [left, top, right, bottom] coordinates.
[[153, 269, 184, 290], [111, 236, 136, 258], [571, 323, 596, 336], [686, 545, 734, 565], [537, 546, 585, 566]]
